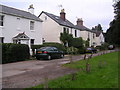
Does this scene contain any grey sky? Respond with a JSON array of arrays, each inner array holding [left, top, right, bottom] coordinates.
[[0, 0, 115, 32]]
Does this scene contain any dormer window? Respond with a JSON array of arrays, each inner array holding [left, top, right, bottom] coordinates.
[[30, 21, 34, 30], [0, 15, 4, 26]]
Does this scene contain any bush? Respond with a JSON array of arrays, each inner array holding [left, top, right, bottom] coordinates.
[[78, 46, 85, 54], [96, 43, 109, 51], [66, 47, 79, 54], [2, 43, 30, 64]]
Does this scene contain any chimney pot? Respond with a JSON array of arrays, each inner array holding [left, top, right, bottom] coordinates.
[[28, 4, 34, 14], [60, 9, 66, 21], [77, 18, 83, 26]]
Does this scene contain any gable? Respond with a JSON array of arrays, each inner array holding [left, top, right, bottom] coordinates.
[[39, 11, 79, 29], [13, 32, 29, 40]]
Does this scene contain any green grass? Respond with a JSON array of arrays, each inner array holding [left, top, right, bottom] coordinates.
[[28, 51, 119, 88]]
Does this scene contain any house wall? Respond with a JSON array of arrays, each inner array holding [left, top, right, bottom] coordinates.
[[95, 33, 105, 46], [40, 13, 62, 43], [40, 13, 81, 43], [0, 13, 42, 46], [80, 30, 96, 47]]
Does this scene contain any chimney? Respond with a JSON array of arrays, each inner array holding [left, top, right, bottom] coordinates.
[[60, 9, 66, 21], [77, 18, 83, 26], [28, 4, 34, 14]]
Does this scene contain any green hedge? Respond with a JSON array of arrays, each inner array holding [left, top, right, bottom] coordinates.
[[2, 43, 30, 64]]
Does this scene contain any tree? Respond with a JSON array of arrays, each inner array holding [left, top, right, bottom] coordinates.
[[70, 37, 84, 48], [60, 32, 73, 47], [106, 1, 120, 46], [97, 24, 102, 31]]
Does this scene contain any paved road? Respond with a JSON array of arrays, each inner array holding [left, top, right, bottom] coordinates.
[[1, 49, 118, 88]]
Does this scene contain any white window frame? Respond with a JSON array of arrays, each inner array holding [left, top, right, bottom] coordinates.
[[30, 21, 35, 31], [0, 15, 4, 26]]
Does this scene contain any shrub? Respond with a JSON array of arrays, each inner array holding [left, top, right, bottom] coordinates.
[[66, 47, 79, 54], [2, 43, 30, 64], [78, 46, 85, 54], [96, 43, 109, 51]]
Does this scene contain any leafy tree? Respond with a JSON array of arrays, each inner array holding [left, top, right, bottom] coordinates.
[[60, 32, 73, 47], [69, 37, 84, 48], [106, 1, 120, 46], [92, 24, 103, 31], [84, 40, 90, 47]]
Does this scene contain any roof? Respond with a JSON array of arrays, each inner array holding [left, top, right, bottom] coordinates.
[[13, 32, 29, 39], [75, 24, 97, 33], [0, 4, 42, 22], [39, 11, 80, 29], [95, 31, 103, 37]]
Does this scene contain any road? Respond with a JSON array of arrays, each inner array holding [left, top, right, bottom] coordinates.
[[1, 49, 118, 88]]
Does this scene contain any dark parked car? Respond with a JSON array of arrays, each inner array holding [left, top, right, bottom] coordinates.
[[85, 47, 97, 53], [35, 47, 64, 60]]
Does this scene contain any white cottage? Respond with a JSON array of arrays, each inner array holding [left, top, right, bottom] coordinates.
[[95, 30, 105, 46], [38, 9, 80, 43], [75, 18, 96, 47], [0, 4, 43, 49]]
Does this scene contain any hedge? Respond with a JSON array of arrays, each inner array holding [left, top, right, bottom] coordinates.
[[2, 43, 30, 64]]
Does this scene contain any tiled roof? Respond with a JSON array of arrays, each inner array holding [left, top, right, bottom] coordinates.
[[39, 11, 80, 29], [0, 4, 42, 22]]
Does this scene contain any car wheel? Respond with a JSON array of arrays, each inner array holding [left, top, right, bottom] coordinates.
[[60, 54, 64, 58], [47, 55, 51, 60]]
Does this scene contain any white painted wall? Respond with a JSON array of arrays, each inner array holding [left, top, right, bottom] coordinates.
[[40, 13, 81, 43], [0, 13, 42, 47], [95, 33, 105, 46], [80, 30, 97, 47]]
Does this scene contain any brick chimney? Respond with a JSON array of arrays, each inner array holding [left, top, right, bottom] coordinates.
[[60, 9, 66, 21], [77, 18, 83, 26], [28, 4, 34, 14]]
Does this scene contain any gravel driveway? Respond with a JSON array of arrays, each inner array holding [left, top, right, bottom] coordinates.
[[1, 49, 118, 88]]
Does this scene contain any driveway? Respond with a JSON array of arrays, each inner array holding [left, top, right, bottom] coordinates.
[[2, 49, 118, 88]]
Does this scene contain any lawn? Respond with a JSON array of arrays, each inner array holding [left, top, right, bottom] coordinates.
[[29, 51, 119, 88]]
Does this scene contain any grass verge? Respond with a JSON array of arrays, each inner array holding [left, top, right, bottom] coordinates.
[[27, 51, 119, 88]]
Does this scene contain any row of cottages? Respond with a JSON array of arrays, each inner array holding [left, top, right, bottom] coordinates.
[[0, 4, 104, 51], [76, 18, 104, 46], [39, 9, 104, 47], [0, 4, 43, 52]]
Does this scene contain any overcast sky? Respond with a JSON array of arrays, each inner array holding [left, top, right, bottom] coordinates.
[[0, 0, 115, 32]]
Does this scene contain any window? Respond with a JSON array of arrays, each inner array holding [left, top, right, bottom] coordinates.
[[31, 39, 34, 45], [63, 27, 69, 33], [67, 28, 69, 33], [30, 21, 34, 30], [0, 37, 4, 43], [93, 33, 95, 39], [70, 28, 72, 34], [88, 32, 90, 38], [17, 17, 21, 30], [0, 15, 4, 26], [75, 30, 77, 37], [63, 27, 66, 33]]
